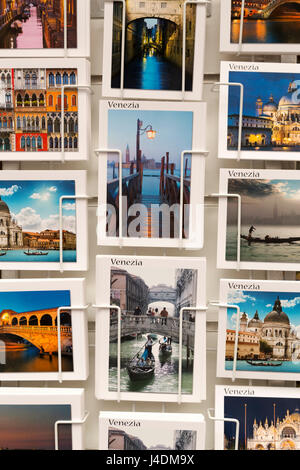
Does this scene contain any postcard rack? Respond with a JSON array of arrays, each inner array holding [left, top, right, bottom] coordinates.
[[105, 0, 211, 99], [95, 148, 209, 248], [54, 410, 90, 451], [94, 303, 207, 404], [207, 408, 240, 451]]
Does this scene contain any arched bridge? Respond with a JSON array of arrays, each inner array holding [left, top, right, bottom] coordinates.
[[110, 315, 195, 350], [258, 0, 300, 18], [126, 0, 183, 25], [0, 307, 72, 354], [148, 284, 177, 305]]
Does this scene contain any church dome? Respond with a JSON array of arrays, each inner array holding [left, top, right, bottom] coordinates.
[[278, 82, 298, 108], [0, 197, 10, 215], [264, 297, 290, 325], [263, 95, 277, 115]]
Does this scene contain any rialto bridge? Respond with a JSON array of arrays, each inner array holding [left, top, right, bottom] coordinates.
[[0, 307, 72, 354], [255, 0, 300, 19]]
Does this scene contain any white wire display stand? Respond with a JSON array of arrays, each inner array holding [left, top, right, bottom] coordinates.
[[54, 411, 90, 450], [207, 408, 240, 451], [94, 304, 207, 405]]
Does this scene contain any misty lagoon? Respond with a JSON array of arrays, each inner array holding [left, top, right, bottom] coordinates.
[[109, 334, 193, 394], [226, 225, 300, 263]]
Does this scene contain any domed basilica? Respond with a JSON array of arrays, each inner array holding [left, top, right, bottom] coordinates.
[[237, 297, 299, 360], [0, 197, 22, 248]]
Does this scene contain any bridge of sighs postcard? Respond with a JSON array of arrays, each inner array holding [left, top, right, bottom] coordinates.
[[95, 255, 206, 403]]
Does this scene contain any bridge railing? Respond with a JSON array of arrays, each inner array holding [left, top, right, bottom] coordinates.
[[110, 314, 195, 331], [1, 325, 72, 334]]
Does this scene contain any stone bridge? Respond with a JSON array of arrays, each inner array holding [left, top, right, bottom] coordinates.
[[0, 325, 72, 354], [0, 307, 72, 354], [126, 0, 182, 26], [148, 285, 177, 306], [257, 0, 300, 18], [110, 315, 195, 350]]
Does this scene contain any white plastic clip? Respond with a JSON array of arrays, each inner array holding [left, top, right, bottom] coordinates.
[[207, 408, 240, 451], [54, 411, 89, 450]]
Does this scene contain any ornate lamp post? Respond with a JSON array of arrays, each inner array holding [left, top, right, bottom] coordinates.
[[136, 119, 156, 192]]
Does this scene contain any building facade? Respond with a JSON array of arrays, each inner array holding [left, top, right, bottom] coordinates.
[[248, 409, 300, 450], [110, 268, 149, 315], [0, 196, 22, 248], [108, 428, 147, 450], [0, 68, 15, 151], [23, 229, 76, 250], [175, 269, 198, 319]]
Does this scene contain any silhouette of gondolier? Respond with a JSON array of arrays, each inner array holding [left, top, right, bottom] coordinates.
[[247, 225, 256, 246]]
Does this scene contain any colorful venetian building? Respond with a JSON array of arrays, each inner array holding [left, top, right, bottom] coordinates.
[[40, 0, 77, 49], [46, 68, 78, 152], [0, 68, 15, 152], [14, 68, 47, 152]]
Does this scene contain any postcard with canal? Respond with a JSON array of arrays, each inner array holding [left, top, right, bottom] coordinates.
[[221, 0, 300, 54], [217, 279, 300, 382], [95, 255, 206, 403], [102, 0, 206, 100], [217, 168, 300, 272], [98, 100, 206, 249], [0, 1, 89, 57]]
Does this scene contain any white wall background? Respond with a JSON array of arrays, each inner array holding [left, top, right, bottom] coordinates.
[[2, 0, 296, 450]]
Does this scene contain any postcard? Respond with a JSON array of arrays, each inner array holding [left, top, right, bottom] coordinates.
[[0, 1, 90, 57], [217, 279, 300, 382], [0, 278, 88, 381], [217, 169, 300, 271], [95, 255, 206, 403], [98, 100, 206, 249], [220, 0, 300, 54], [0, 388, 85, 449], [99, 411, 205, 450], [215, 385, 300, 450], [0, 58, 90, 161], [101, 0, 206, 100], [219, 62, 300, 161], [0, 170, 87, 271]]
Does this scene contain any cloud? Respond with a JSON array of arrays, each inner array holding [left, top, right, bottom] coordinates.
[[228, 179, 276, 198], [266, 304, 272, 307], [48, 186, 57, 192], [63, 203, 75, 211], [30, 192, 50, 201], [227, 290, 256, 304], [280, 297, 300, 309], [0, 185, 20, 197], [14, 208, 76, 233]]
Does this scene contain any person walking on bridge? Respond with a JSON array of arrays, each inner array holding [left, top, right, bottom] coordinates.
[[160, 307, 169, 326]]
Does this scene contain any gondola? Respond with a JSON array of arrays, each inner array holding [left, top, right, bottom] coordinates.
[[159, 343, 172, 358], [23, 251, 49, 256], [241, 235, 300, 244], [0, 252, 6, 257], [246, 360, 282, 367], [127, 357, 155, 381]]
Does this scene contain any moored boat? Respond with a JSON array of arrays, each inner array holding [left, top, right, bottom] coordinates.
[[24, 250, 49, 256], [246, 360, 282, 367], [241, 234, 300, 244]]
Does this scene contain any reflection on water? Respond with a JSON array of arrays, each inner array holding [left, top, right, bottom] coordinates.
[[0, 340, 73, 373], [226, 225, 300, 263], [231, 18, 300, 44], [109, 334, 193, 394]]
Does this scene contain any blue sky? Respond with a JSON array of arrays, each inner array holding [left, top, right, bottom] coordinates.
[[0, 290, 70, 313], [227, 290, 300, 334], [228, 71, 300, 116], [0, 180, 76, 233], [107, 110, 193, 166]]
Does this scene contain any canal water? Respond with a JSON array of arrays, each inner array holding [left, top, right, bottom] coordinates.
[[0, 250, 77, 263], [112, 55, 193, 91], [0, 5, 43, 49], [231, 18, 300, 44], [109, 334, 194, 394], [226, 225, 300, 263], [226, 360, 300, 374], [0, 341, 73, 373]]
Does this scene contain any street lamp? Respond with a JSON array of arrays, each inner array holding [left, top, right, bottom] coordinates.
[[136, 118, 156, 161]]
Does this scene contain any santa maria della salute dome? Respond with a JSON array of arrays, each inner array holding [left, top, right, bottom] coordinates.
[[0, 197, 22, 248]]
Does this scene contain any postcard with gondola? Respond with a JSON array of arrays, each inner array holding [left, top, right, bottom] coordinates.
[[99, 411, 205, 450], [218, 62, 300, 161], [0, 1, 90, 57], [0, 278, 88, 382], [217, 279, 300, 382], [0, 387, 85, 450], [0, 170, 87, 271], [215, 385, 300, 451], [217, 169, 300, 271], [0, 58, 90, 161], [95, 255, 206, 403], [101, 0, 206, 100], [220, 0, 300, 54], [97, 100, 206, 249]]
